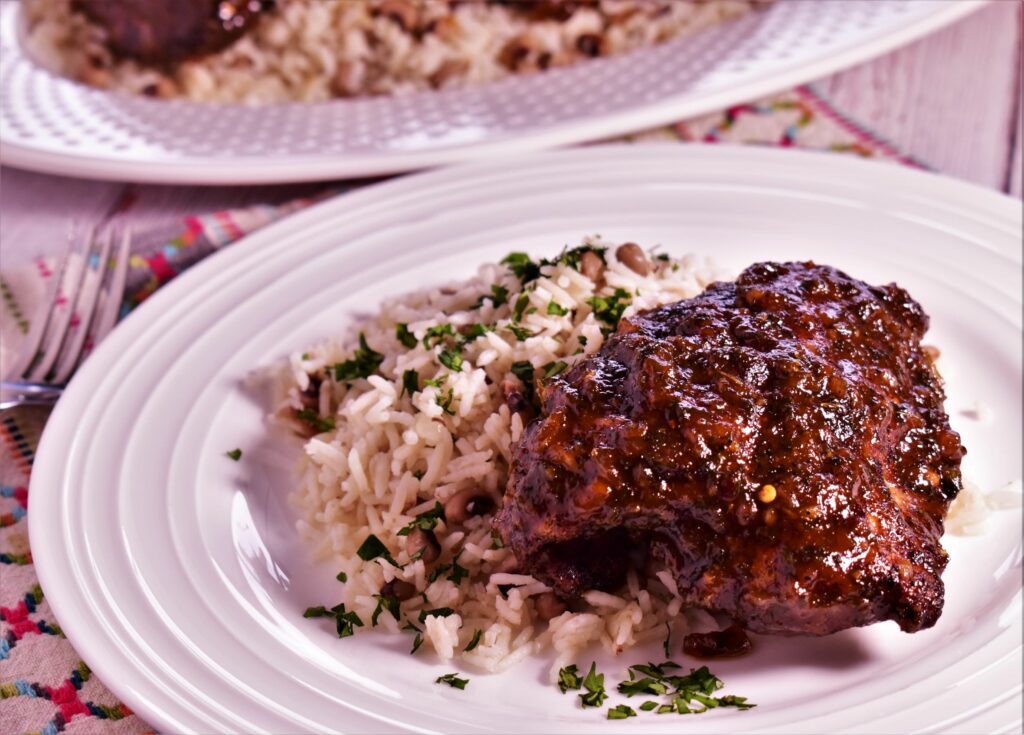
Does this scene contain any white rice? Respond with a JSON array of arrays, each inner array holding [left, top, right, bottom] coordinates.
[[277, 238, 725, 678], [23, 0, 769, 103]]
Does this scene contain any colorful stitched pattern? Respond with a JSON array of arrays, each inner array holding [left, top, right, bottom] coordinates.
[[0, 85, 924, 735]]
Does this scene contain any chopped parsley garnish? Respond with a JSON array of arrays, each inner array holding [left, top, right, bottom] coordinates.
[[476, 284, 509, 308], [411, 632, 424, 654], [395, 323, 418, 348], [332, 333, 384, 381], [438, 349, 463, 372], [356, 534, 397, 565], [336, 571, 347, 583], [490, 530, 504, 549], [304, 603, 363, 638], [512, 292, 530, 321], [225, 448, 242, 461], [447, 558, 469, 584], [558, 664, 582, 693], [501, 252, 541, 283], [422, 323, 455, 349], [655, 253, 670, 262], [587, 288, 632, 330], [458, 323, 492, 342], [371, 594, 400, 626], [423, 376, 445, 388], [418, 607, 455, 624], [397, 501, 445, 536], [428, 563, 451, 583], [436, 387, 456, 415], [608, 661, 753, 715], [510, 360, 535, 384], [435, 673, 469, 690], [506, 323, 533, 340], [663, 623, 671, 657], [551, 244, 608, 271], [578, 335, 588, 347], [617, 677, 669, 697], [542, 360, 568, 379], [607, 705, 636, 720], [464, 629, 483, 652], [401, 369, 419, 398], [580, 662, 608, 708], [296, 408, 335, 433], [547, 301, 569, 316]]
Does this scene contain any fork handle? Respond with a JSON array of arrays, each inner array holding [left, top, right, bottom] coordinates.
[[0, 381, 64, 411]]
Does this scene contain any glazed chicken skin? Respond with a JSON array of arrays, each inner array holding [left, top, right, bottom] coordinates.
[[495, 261, 965, 636]]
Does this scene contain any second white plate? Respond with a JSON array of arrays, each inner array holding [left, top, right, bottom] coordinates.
[[31, 146, 1023, 733], [0, 0, 986, 184]]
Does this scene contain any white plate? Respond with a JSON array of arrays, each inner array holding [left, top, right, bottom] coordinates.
[[31, 146, 1022, 734], [0, 0, 986, 185]]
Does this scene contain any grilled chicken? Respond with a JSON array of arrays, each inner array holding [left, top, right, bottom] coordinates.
[[495, 261, 965, 636], [72, 0, 272, 65]]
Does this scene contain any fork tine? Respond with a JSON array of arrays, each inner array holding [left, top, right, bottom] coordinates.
[[82, 227, 130, 356], [51, 227, 114, 385], [3, 230, 77, 381], [26, 226, 94, 382]]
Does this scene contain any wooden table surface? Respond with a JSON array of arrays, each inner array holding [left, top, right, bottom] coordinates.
[[1, 0, 1020, 266]]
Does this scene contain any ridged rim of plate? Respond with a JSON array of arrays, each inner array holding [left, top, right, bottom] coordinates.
[[29, 146, 1022, 734], [0, 0, 988, 184]]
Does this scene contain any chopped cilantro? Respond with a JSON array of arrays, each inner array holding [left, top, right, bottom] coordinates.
[[542, 360, 568, 379], [438, 349, 463, 372], [336, 571, 347, 583], [587, 288, 632, 330], [656, 253, 670, 262], [717, 695, 756, 710], [395, 323, 418, 348], [617, 677, 669, 697], [447, 558, 469, 584], [506, 323, 533, 340], [663, 623, 671, 657], [303, 606, 330, 618], [225, 448, 242, 461], [371, 594, 400, 626], [301, 352, 311, 360], [436, 387, 456, 415], [640, 701, 659, 712], [512, 292, 530, 321], [356, 534, 397, 565], [558, 664, 582, 693], [332, 333, 384, 381], [458, 323, 492, 342], [501, 252, 541, 283], [476, 284, 509, 308], [435, 673, 469, 690], [607, 704, 636, 720], [411, 632, 424, 654], [401, 369, 419, 398], [296, 408, 335, 433], [510, 360, 534, 384], [422, 323, 454, 349], [304, 602, 362, 638], [580, 662, 608, 708], [550, 244, 608, 271], [578, 335, 588, 346], [547, 301, 569, 316], [428, 563, 451, 583], [418, 607, 455, 624], [397, 501, 445, 537], [464, 629, 483, 652]]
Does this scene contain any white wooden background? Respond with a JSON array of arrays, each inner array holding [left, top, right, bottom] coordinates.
[[1, 0, 1020, 267]]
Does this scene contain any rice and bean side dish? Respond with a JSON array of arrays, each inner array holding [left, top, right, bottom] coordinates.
[[25, 0, 771, 103], [270, 240, 760, 717]]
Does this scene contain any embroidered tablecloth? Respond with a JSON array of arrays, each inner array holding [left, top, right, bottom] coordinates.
[[0, 84, 926, 735]]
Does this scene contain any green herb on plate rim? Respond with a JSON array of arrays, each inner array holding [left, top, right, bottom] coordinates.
[[225, 448, 242, 461], [435, 673, 469, 690]]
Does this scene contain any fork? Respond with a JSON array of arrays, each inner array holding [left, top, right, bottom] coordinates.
[[0, 226, 131, 411]]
